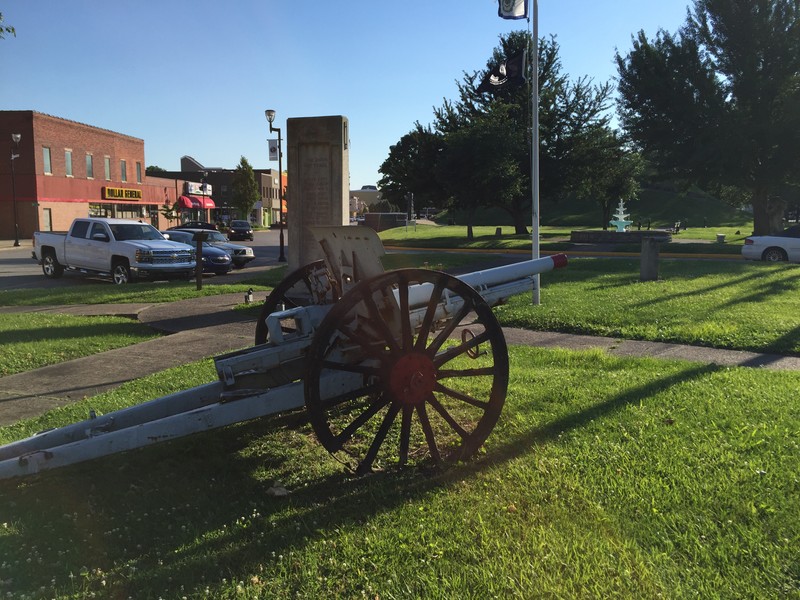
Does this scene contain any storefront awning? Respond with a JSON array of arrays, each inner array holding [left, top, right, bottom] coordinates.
[[178, 195, 216, 209]]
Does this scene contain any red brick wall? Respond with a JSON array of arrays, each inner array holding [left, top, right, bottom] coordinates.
[[0, 111, 183, 238]]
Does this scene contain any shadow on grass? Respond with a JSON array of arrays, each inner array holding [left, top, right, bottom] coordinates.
[[0, 363, 719, 597], [0, 320, 151, 346]]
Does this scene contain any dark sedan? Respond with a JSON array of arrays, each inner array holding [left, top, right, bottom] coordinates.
[[167, 228, 255, 268], [168, 221, 217, 231], [228, 220, 254, 241], [162, 230, 233, 275]]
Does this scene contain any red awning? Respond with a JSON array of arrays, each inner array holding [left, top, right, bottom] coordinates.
[[178, 195, 216, 209]]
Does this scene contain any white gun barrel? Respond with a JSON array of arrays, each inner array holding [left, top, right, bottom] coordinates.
[[403, 253, 568, 308]]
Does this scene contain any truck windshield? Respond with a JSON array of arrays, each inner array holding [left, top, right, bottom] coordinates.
[[109, 224, 164, 241]]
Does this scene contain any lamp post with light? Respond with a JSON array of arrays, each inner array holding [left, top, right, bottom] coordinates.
[[10, 133, 21, 247], [265, 109, 286, 262], [200, 170, 208, 222]]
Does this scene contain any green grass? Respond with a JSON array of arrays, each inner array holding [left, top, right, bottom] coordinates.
[[0, 276, 283, 308], [1, 348, 797, 598], [0, 313, 161, 376], [496, 258, 800, 355], [3, 256, 797, 381], [379, 224, 750, 255]]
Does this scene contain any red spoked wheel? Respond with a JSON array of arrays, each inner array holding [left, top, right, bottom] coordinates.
[[304, 268, 509, 475], [254, 260, 340, 345]]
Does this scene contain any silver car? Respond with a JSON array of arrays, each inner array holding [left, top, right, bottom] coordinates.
[[741, 225, 800, 263]]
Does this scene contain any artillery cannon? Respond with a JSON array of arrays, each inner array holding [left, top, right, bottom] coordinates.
[[0, 227, 567, 480]]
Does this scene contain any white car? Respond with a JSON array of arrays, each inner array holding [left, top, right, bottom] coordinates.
[[741, 225, 800, 263]]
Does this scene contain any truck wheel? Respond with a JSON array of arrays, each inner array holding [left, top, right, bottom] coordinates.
[[112, 260, 135, 284], [42, 252, 64, 279]]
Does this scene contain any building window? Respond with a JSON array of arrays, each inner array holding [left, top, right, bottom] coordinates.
[[120, 159, 127, 182], [136, 161, 142, 184], [104, 156, 111, 180], [65, 150, 73, 177], [43, 147, 52, 174], [86, 154, 94, 178]]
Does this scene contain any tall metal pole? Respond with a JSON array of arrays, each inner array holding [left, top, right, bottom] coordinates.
[[531, 0, 540, 304], [266, 109, 286, 263], [201, 170, 208, 223], [10, 134, 21, 247], [276, 127, 286, 262]]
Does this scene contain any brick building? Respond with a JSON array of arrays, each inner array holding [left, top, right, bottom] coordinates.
[[0, 111, 211, 239]]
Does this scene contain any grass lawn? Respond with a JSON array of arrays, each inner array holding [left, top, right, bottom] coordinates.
[[0, 348, 797, 598], [2, 255, 797, 378], [379, 225, 749, 255], [496, 258, 800, 355], [0, 278, 279, 308], [0, 313, 161, 377]]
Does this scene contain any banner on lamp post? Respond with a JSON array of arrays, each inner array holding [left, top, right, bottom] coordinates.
[[498, 0, 527, 19], [268, 139, 279, 161]]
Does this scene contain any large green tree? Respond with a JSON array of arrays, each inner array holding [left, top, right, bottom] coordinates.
[[380, 31, 639, 233], [378, 123, 446, 209], [231, 156, 260, 221], [436, 103, 524, 238], [616, 0, 800, 234]]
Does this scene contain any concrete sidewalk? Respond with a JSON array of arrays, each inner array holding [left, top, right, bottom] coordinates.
[[1, 292, 799, 427]]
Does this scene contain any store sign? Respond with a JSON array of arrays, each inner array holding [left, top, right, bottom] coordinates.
[[185, 181, 212, 196], [103, 187, 142, 200]]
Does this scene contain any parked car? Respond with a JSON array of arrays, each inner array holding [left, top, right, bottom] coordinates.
[[161, 230, 233, 275], [33, 218, 195, 284], [741, 225, 800, 263], [168, 221, 217, 231], [168, 228, 255, 268], [228, 219, 254, 241]]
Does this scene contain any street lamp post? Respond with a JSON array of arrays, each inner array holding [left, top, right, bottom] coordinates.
[[201, 170, 208, 222], [265, 109, 286, 262], [10, 134, 21, 247]]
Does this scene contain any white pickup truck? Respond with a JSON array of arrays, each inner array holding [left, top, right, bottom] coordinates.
[[33, 217, 196, 284]]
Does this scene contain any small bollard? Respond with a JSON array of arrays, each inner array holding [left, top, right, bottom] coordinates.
[[640, 237, 660, 282], [495, 227, 502, 237], [245, 288, 254, 304], [716, 233, 726, 243]]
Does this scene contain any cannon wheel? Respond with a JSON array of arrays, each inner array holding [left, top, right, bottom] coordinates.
[[304, 268, 509, 475], [255, 260, 340, 345]]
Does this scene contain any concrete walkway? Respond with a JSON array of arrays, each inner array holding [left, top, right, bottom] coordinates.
[[1, 293, 798, 427]]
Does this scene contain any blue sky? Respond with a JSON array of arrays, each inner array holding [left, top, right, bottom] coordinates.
[[1, 1, 689, 188]]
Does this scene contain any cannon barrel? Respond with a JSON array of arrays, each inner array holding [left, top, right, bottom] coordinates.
[[403, 253, 567, 309]]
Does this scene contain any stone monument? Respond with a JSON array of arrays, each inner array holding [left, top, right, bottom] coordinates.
[[286, 116, 350, 270]]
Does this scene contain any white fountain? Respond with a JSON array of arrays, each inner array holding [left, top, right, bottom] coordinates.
[[609, 199, 633, 232]]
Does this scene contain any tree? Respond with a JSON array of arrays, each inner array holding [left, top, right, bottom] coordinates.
[[0, 12, 15, 40], [435, 32, 632, 234], [616, 0, 800, 234], [160, 202, 178, 226], [569, 128, 644, 228], [146, 165, 167, 175], [378, 123, 445, 209], [231, 156, 260, 221], [380, 32, 640, 234], [436, 103, 524, 238]]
